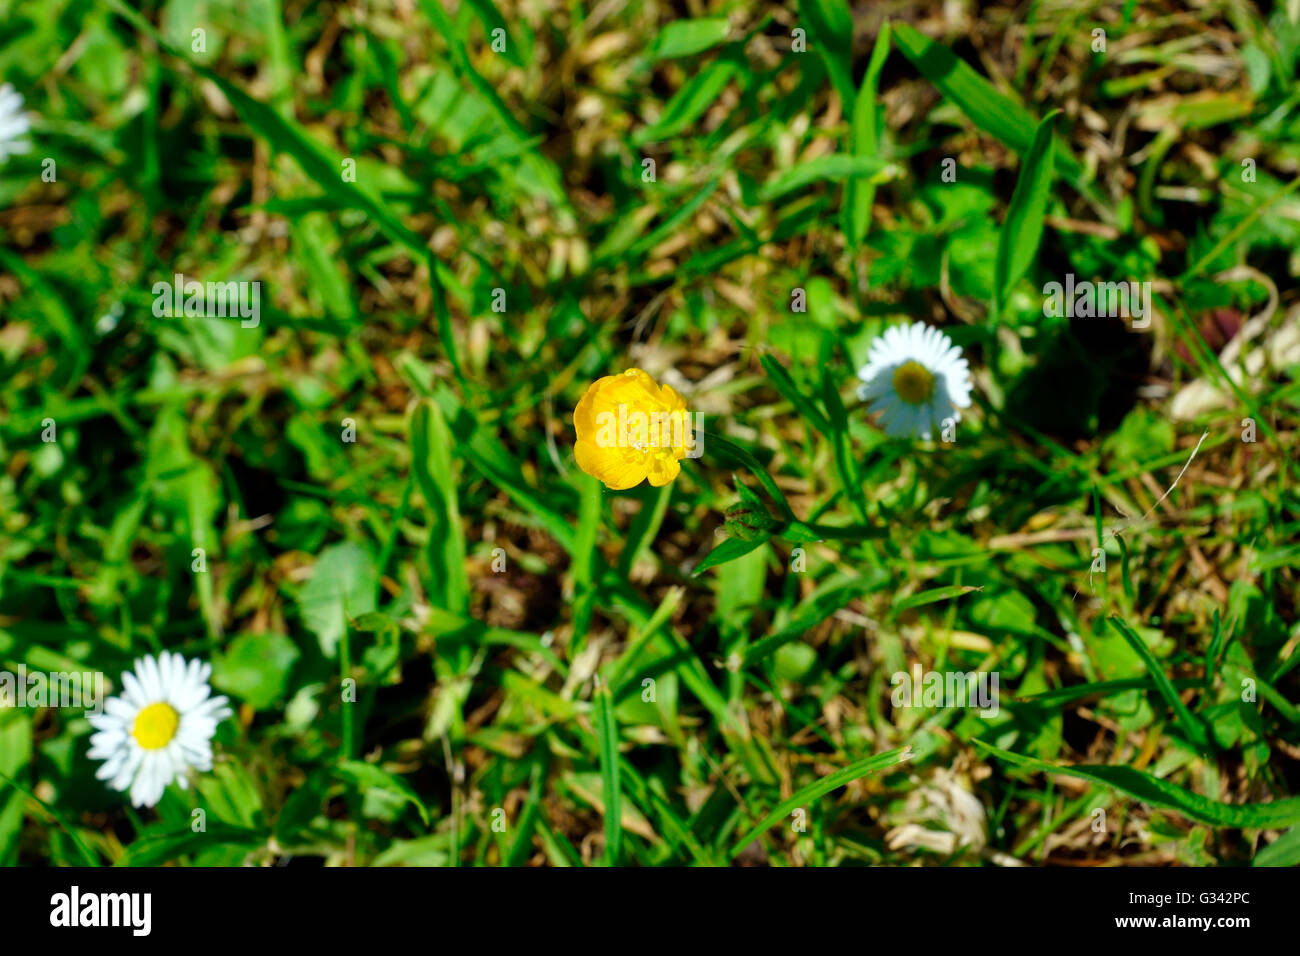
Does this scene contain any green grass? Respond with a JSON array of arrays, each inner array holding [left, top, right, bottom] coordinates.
[[1, 0, 1298, 867]]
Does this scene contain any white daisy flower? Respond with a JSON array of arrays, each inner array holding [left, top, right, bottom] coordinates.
[[0, 84, 32, 162], [87, 652, 232, 808], [857, 321, 973, 439]]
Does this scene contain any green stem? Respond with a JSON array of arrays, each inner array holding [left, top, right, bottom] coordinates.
[[340, 623, 353, 761]]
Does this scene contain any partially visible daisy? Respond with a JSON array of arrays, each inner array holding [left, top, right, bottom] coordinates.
[[0, 84, 32, 163], [857, 321, 972, 439], [88, 652, 232, 808]]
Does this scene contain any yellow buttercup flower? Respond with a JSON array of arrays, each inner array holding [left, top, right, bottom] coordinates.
[[573, 369, 698, 489]]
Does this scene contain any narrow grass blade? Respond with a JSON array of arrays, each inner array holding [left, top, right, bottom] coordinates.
[[607, 586, 686, 693], [894, 584, 983, 613], [0, 768, 99, 866], [760, 352, 830, 434], [594, 677, 622, 865], [463, 0, 526, 67], [505, 755, 547, 867], [798, 0, 856, 108], [618, 483, 673, 577], [819, 370, 870, 522], [105, 2, 470, 382], [1205, 609, 1226, 691], [693, 535, 769, 577], [416, 0, 569, 211], [728, 746, 913, 858], [648, 18, 731, 60], [757, 155, 894, 203], [633, 60, 738, 144], [1107, 617, 1210, 752], [410, 401, 470, 614], [609, 179, 720, 266], [605, 581, 747, 737], [892, 24, 1082, 183], [975, 740, 1300, 828], [743, 581, 874, 663], [702, 428, 795, 520], [1013, 676, 1202, 705], [994, 111, 1057, 317], [571, 474, 603, 640], [620, 758, 718, 864], [843, 22, 892, 247], [1254, 825, 1300, 867]]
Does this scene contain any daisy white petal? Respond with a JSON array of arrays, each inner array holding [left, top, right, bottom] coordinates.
[[855, 321, 973, 440], [86, 652, 231, 808], [0, 84, 31, 162]]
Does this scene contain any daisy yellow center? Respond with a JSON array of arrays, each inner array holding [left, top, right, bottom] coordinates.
[[132, 702, 179, 750], [892, 361, 935, 405]]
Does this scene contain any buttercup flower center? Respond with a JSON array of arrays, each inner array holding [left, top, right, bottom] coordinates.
[[892, 361, 935, 405], [132, 702, 179, 750]]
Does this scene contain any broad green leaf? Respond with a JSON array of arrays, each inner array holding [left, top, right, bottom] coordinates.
[[969, 591, 1038, 636], [352, 611, 404, 677], [372, 836, 452, 867], [212, 632, 301, 709], [713, 539, 768, 632], [295, 542, 378, 657], [194, 762, 265, 828], [274, 770, 331, 841], [114, 824, 267, 867], [774, 642, 818, 681], [334, 761, 431, 826]]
